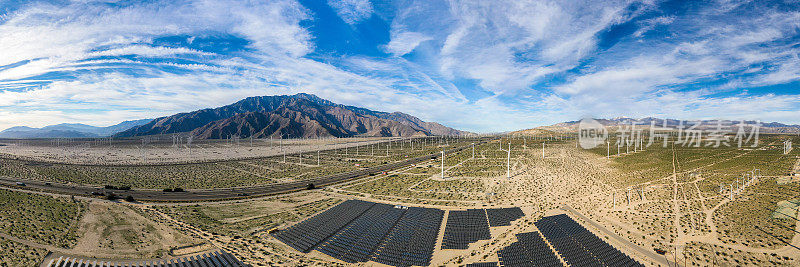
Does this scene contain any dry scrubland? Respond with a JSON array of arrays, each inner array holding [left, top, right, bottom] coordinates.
[[0, 137, 484, 189], [0, 188, 203, 266], [1, 134, 799, 266], [0, 237, 48, 267], [575, 134, 800, 266], [0, 189, 83, 266], [0, 137, 397, 165], [0, 189, 84, 248]]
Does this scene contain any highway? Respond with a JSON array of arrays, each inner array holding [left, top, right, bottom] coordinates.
[[0, 140, 490, 202]]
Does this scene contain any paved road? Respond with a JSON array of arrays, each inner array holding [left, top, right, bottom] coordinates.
[[0, 140, 490, 202], [561, 205, 673, 267]]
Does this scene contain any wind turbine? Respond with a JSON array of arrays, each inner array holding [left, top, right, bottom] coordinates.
[[187, 135, 193, 156], [500, 140, 511, 178]]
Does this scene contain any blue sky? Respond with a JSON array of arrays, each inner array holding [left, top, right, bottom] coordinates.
[[0, 0, 799, 133]]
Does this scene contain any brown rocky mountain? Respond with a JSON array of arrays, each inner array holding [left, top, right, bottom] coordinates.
[[115, 93, 469, 139]]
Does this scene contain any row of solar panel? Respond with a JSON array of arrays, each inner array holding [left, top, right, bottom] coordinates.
[[498, 232, 563, 267], [535, 214, 643, 267], [441, 209, 491, 249], [44, 251, 247, 267], [316, 203, 405, 263], [486, 207, 525, 227], [371, 207, 444, 266], [272, 199, 375, 253], [272, 200, 444, 267]]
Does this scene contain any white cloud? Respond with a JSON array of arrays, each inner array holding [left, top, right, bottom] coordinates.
[[386, 0, 653, 95], [0, 0, 312, 75], [383, 31, 432, 56], [633, 16, 675, 37], [328, 0, 374, 24]]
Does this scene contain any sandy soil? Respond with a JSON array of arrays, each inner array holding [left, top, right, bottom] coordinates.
[[0, 137, 404, 165], [69, 201, 201, 259]]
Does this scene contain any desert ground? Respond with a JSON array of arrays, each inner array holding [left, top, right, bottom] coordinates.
[[1, 134, 798, 266]]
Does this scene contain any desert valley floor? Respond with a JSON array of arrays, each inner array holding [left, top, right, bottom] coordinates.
[[1, 134, 799, 266]]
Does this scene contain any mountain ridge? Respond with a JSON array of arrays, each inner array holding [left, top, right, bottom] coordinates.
[[514, 117, 800, 134], [0, 119, 153, 139], [115, 93, 469, 139]]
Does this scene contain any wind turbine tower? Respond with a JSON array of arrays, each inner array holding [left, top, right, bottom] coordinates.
[[506, 141, 511, 178], [441, 149, 445, 179], [542, 142, 545, 159]]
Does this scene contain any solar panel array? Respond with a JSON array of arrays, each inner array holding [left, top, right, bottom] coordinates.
[[535, 214, 643, 267], [497, 232, 562, 267], [486, 207, 525, 227], [441, 209, 491, 249], [371, 207, 444, 266], [45, 251, 248, 267], [273, 200, 444, 266], [317, 203, 405, 263], [273, 199, 374, 252]]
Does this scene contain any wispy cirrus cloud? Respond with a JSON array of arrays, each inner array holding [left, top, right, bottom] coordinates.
[[327, 0, 373, 24]]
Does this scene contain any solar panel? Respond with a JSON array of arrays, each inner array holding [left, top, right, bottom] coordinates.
[[371, 207, 444, 266], [497, 232, 562, 267], [272, 199, 375, 252], [315, 203, 406, 263], [272, 200, 447, 266], [44, 251, 247, 267], [441, 209, 491, 249], [535, 214, 643, 267], [486, 207, 525, 227]]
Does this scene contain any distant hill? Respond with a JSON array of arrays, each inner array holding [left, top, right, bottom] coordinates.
[[0, 119, 153, 139], [514, 117, 800, 134], [115, 93, 469, 139]]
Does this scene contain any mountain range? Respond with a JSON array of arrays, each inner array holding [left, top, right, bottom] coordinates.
[[0, 119, 153, 139], [515, 117, 800, 134], [115, 93, 469, 139]]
